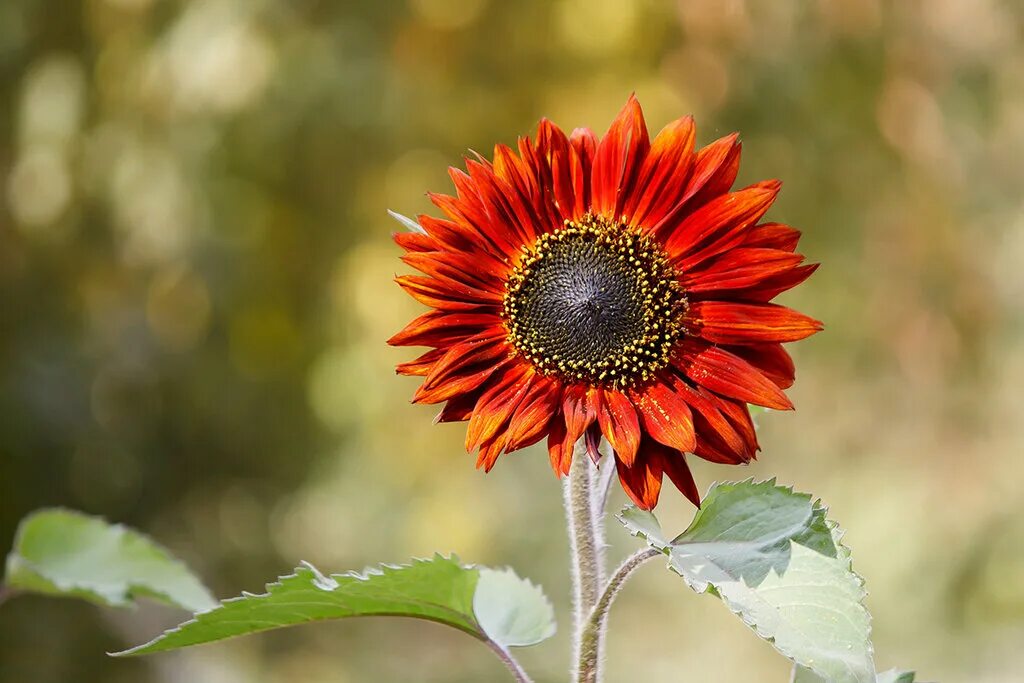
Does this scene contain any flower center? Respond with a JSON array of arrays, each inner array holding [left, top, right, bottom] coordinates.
[[502, 215, 686, 388]]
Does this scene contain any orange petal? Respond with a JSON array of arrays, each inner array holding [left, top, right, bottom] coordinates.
[[671, 378, 751, 463], [726, 343, 795, 389], [396, 348, 445, 377], [465, 364, 535, 452], [685, 133, 741, 208], [569, 127, 597, 217], [387, 311, 501, 348], [630, 380, 697, 452], [681, 248, 804, 295], [685, 301, 823, 344], [664, 186, 779, 264], [741, 222, 801, 252], [624, 115, 696, 228], [590, 94, 650, 218], [561, 384, 598, 452], [679, 341, 793, 410], [660, 449, 701, 508], [596, 388, 641, 467], [505, 379, 562, 451], [546, 416, 572, 476], [614, 441, 663, 510], [395, 275, 502, 311]]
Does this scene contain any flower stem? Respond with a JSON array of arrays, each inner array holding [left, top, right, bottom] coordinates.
[[565, 439, 603, 682], [0, 585, 15, 608], [485, 639, 534, 683], [576, 548, 660, 681]]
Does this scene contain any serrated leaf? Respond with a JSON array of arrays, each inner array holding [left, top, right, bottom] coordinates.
[[116, 555, 555, 656], [3, 508, 214, 612], [474, 567, 556, 647], [793, 665, 918, 683], [618, 479, 874, 683], [388, 209, 426, 234]]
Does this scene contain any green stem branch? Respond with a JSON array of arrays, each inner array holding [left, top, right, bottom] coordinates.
[[485, 639, 534, 683], [576, 548, 660, 681]]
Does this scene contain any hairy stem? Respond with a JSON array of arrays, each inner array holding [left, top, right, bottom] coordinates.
[[485, 639, 534, 683], [564, 440, 603, 682], [577, 548, 660, 682]]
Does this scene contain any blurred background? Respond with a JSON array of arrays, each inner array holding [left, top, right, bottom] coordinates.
[[1, 0, 1022, 681]]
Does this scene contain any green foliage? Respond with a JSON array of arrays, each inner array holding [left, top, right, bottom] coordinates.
[[619, 480, 874, 683], [116, 555, 554, 656], [3, 509, 214, 612], [474, 567, 556, 647]]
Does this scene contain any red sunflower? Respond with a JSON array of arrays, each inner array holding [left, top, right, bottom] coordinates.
[[389, 95, 822, 510]]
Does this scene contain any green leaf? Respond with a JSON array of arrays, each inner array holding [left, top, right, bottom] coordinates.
[[618, 479, 874, 683], [474, 567, 555, 647], [3, 508, 214, 612], [387, 209, 426, 234], [116, 555, 555, 656], [793, 665, 918, 683]]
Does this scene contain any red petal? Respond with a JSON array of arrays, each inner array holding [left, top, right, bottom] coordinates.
[[413, 356, 515, 405], [561, 384, 598, 453], [682, 248, 804, 295], [629, 379, 696, 452], [664, 186, 779, 265], [742, 222, 801, 252], [685, 133, 741, 208], [733, 263, 820, 302], [395, 275, 502, 311], [584, 424, 602, 464], [476, 430, 509, 472], [421, 330, 508, 391], [415, 215, 504, 266], [590, 95, 650, 219], [465, 364, 535, 452], [392, 231, 437, 252], [615, 440, 664, 510], [547, 417, 572, 476], [505, 378, 562, 451], [624, 115, 696, 228], [678, 341, 793, 410], [387, 310, 501, 347], [569, 127, 597, 217], [726, 343, 795, 389], [429, 183, 521, 259], [671, 378, 751, 464], [705, 392, 760, 457], [685, 301, 823, 344], [396, 348, 445, 376], [436, 391, 481, 423], [400, 251, 505, 293], [596, 388, 641, 467], [535, 118, 577, 223], [660, 450, 701, 508], [467, 152, 539, 247]]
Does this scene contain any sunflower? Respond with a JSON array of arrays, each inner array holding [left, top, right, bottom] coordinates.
[[389, 95, 821, 510]]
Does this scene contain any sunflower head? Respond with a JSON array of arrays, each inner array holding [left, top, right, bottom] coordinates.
[[503, 214, 686, 389], [389, 95, 822, 510]]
